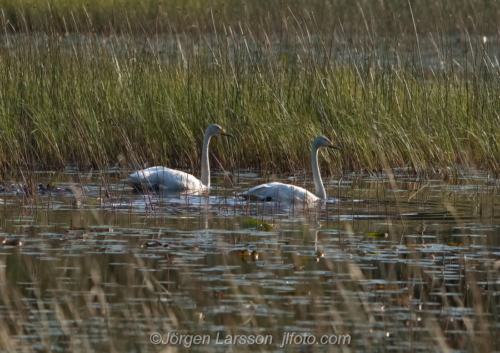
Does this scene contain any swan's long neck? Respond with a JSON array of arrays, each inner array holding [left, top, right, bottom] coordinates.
[[311, 142, 326, 199], [200, 130, 213, 188]]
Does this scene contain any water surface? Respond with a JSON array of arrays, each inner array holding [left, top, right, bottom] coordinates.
[[1, 169, 499, 352]]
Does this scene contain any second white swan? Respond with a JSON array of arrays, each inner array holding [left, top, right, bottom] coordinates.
[[126, 124, 233, 191], [240, 136, 340, 204]]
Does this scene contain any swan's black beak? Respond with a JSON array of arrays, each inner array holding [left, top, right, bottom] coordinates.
[[221, 131, 234, 137], [329, 145, 341, 150]]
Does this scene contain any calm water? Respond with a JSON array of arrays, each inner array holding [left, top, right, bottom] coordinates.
[[1, 169, 500, 352], [3, 32, 499, 74]]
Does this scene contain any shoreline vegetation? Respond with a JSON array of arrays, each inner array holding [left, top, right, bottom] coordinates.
[[0, 1, 498, 178]]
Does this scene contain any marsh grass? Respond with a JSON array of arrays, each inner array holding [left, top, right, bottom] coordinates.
[[0, 1, 499, 180], [0, 0, 497, 35]]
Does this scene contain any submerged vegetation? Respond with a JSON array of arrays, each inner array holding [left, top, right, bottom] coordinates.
[[0, 1, 499, 177]]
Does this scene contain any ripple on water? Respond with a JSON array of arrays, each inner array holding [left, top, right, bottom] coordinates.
[[0, 171, 498, 351]]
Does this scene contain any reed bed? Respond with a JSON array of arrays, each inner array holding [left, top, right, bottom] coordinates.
[[0, 1, 498, 179], [0, 0, 497, 35]]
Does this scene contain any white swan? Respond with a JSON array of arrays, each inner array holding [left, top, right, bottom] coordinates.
[[126, 124, 233, 191], [240, 136, 340, 204]]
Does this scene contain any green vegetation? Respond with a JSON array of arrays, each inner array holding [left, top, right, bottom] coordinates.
[[241, 218, 274, 231], [0, 0, 497, 34], [0, 0, 498, 178]]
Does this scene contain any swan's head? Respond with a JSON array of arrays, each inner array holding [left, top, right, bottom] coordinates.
[[207, 124, 234, 137], [314, 136, 340, 149]]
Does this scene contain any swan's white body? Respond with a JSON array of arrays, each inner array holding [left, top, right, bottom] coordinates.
[[241, 136, 339, 204], [126, 124, 232, 191], [241, 182, 320, 204], [127, 166, 206, 191]]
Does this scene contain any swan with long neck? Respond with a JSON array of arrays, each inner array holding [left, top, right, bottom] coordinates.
[[241, 136, 340, 203], [126, 124, 233, 191]]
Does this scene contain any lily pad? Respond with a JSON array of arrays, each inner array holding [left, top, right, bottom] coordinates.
[[366, 232, 388, 239], [241, 218, 274, 231]]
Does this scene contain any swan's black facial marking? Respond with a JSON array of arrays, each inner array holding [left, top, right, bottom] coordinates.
[[221, 129, 233, 137], [216, 125, 233, 137]]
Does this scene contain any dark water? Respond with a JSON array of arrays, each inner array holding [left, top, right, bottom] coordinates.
[[3, 32, 499, 74], [1, 169, 500, 352]]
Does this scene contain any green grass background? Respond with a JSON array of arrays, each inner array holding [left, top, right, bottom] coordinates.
[[0, 0, 498, 177]]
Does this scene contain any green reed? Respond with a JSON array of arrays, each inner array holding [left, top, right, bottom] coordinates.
[[0, 0, 496, 35], [0, 1, 498, 180]]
